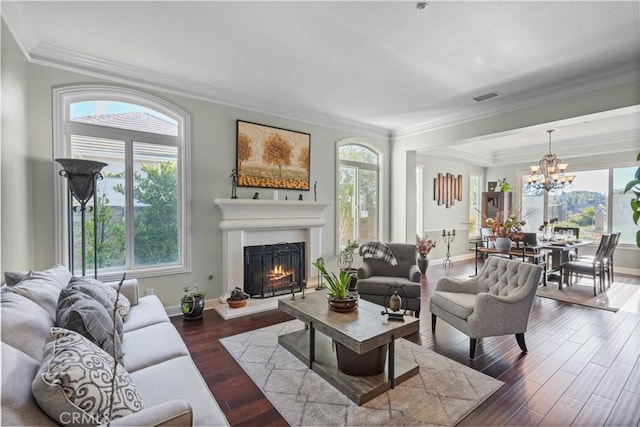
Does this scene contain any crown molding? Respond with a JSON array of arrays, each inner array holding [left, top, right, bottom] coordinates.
[[25, 42, 390, 140]]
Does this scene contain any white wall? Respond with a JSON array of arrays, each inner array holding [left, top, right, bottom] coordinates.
[[2, 35, 390, 306], [1, 19, 33, 272]]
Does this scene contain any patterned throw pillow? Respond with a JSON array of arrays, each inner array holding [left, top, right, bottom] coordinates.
[[71, 277, 131, 322], [68, 281, 124, 340], [56, 288, 123, 360], [32, 327, 144, 426]]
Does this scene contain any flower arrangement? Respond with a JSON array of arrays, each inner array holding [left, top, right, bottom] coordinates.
[[486, 213, 526, 240], [538, 217, 559, 232], [416, 234, 437, 255]]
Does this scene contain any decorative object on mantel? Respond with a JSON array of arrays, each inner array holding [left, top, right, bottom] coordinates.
[[272, 190, 278, 200], [55, 158, 108, 278], [314, 180, 317, 201], [226, 286, 249, 308], [526, 129, 575, 194], [181, 286, 206, 320], [441, 229, 456, 267], [312, 258, 358, 312], [434, 172, 463, 208], [252, 192, 259, 199], [298, 194, 303, 201], [415, 234, 436, 274], [236, 120, 311, 190], [229, 168, 238, 199]]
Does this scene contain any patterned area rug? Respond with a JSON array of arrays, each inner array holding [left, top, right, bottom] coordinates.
[[536, 280, 640, 312], [220, 320, 503, 426]]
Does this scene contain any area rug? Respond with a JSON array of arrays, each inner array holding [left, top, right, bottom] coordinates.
[[536, 280, 640, 312], [220, 320, 503, 427]]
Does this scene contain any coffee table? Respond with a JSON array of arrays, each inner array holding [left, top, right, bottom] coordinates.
[[278, 290, 420, 405]]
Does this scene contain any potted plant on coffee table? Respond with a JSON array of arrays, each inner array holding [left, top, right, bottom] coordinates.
[[181, 286, 206, 320], [312, 257, 358, 312]]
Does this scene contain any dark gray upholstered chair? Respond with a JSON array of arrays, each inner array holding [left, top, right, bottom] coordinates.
[[430, 257, 542, 358], [357, 243, 422, 317]]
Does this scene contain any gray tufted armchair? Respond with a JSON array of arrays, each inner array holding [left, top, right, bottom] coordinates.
[[430, 256, 542, 358]]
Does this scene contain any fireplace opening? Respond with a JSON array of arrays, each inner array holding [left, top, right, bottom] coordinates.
[[243, 242, 305, 298]]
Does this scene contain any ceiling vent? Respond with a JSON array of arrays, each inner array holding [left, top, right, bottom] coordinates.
[[472, 92, 500, 102]]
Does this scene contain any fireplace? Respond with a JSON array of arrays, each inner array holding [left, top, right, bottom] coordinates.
[[214, 198, 329, 319], [243, 242, 305, 298]]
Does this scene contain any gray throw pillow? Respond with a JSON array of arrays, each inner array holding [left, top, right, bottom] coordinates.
[[4, 270, 30, 286], [32, 327, 144, 426], [68, 280, 124, 341], [56, 288, 123, 360], [71, 277, 131, 322], [6, 265, 73, 319]]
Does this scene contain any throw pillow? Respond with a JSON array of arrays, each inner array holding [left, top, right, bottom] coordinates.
[[4, 270, 30, 286], [71, 277, 131, 322], [68, 280, 124, 340], [6, 265, 73, 319], [32, 327, 144, 426], [56, 288, 123, 360]]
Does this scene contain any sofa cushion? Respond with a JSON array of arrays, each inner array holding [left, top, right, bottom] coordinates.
[[0, 291, 55, 361], [130, 356, 228, 427], [6, 264, 72, 319], [122, 322, 190, 373], [123, 295, 169, 333], [56, 288, 123, 359], [71, 277, 131, 322], [431, 291, 478, 320], [1, 343, 57, 427], [4, 270, 29, 286], [32, 327, 144, 426], [356, 276, 422, 298]]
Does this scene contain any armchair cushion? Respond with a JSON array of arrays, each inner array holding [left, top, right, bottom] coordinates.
[[430, 291, 477, 320]]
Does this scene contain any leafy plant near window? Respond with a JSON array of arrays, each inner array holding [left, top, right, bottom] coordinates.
[[623, 152, 640, 247]]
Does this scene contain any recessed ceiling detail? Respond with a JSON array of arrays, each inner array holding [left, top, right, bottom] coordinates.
[[472, 92, 500, 102]]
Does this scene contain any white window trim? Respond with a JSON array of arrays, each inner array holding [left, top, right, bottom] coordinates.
[[335, 137, 383, 255], [53, 84, 192, 280]]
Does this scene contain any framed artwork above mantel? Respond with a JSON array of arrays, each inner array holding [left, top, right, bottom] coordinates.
[[236, 120, 311, 190]]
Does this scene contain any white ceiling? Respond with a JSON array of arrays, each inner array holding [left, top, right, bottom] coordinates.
[[3, 1, 639, 165]]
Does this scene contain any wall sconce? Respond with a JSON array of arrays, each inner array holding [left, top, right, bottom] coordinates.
[[434, 173, 463, 208]]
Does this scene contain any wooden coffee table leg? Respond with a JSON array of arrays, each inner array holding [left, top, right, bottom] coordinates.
[[389, 338, 395, 388], [309, 321, 315, 369]]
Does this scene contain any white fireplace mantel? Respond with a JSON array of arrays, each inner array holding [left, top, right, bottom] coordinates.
[[213, 198, 330, 319]]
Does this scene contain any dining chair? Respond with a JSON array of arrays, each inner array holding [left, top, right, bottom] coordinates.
[[560, 234, 610, 296]]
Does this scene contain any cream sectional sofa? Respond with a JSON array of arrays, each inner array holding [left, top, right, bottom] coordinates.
[[1, 266, 229, 426]]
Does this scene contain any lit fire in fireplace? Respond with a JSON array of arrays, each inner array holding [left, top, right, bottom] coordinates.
[[268, 264, 294, 289]]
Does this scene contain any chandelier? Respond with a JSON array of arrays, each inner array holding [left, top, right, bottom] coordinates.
[[526, 130, 575, 194]]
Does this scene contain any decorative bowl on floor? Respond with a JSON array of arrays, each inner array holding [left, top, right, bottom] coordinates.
[[227, 298, 248, 308]]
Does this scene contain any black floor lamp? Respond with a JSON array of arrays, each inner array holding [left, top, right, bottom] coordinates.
[[56, 158, 108, 278]]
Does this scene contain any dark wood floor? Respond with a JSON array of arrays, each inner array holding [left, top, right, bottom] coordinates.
[[171, 259, 640, 426]]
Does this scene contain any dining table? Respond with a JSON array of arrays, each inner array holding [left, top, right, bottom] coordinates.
[[538, 240, 592, 288]]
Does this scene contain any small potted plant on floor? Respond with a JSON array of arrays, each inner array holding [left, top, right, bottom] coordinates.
[[182, 286, 206, 320], [313, 257, 358, 312], [226, 286, 249, 308]]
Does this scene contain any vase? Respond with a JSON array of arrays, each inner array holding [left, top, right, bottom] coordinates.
[[417, 254, 429, 274], [495, 237, 512, 253]]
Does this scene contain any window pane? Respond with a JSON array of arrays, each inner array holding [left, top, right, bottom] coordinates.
[[548, 169, 608, 241], [613, 167, 638, 245], [339, 145, 377, 164], [358, 169, 378, 243], [71, 101, 178, 136], [522, 175, 545, 232], [338, 166, 355, 247], [70, 135, 126, 272], [132, 142, 179, 267]]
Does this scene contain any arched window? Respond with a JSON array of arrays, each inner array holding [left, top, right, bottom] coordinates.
[[53, 85, 190, 279], [337, 141, 380, 249]]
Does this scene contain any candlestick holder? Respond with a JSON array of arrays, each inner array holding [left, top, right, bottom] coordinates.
[[442, 231, 456, 268]]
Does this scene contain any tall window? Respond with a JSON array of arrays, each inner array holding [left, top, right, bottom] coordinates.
[[337, 143, 380, 249], [54, 85, 190, 279], [468, 173, 483, 238], [521, 165, 636, 245]]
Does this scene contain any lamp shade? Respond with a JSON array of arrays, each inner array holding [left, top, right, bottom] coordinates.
[[55, 158, 108, 206]]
